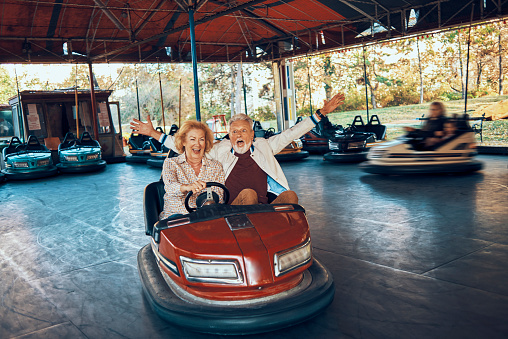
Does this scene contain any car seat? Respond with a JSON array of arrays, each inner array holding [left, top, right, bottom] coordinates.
[[128, 133, 151, 150], [351, 116, 366, 132], [144, 180, 166, 236], [365, 115, 387, 140], [59, 132, 76, 151], [168, 124, 179, 136], [253, 121, 266, 138], [77, 131, 100, 147], [25, 135, 49, 152], [3, 136, 22, 158]]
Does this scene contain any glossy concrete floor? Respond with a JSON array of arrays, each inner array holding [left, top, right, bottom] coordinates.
[[1, 155, 507, 339]]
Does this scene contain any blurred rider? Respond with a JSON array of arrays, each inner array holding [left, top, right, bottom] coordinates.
[[404, 101, 447, 137], [404, 101, 447, 150]]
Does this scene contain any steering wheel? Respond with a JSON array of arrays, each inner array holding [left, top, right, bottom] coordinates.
[[265, 127, 276, 138], [184, 182, 230, 213]]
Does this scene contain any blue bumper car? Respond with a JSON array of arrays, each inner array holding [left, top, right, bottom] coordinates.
[[57, 132, 106, 173], [1, 136, 58, 180]]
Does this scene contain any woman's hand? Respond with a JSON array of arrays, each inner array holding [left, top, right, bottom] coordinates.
[[180, 180, 207, 194]]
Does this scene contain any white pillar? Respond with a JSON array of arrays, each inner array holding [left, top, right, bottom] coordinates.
[[272, 59, 297, 131]]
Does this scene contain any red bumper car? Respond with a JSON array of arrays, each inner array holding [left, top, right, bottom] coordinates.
[[138, 181, 334, 335]]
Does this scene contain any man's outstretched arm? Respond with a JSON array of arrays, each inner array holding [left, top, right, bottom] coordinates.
[[267, 92, 345, 154], [130, 115, 163, 140], [130, 115, 178, 152]]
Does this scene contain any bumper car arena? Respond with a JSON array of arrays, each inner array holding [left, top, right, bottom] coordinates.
[[2, 0, 508, 338], [1, 154, 508, 338]]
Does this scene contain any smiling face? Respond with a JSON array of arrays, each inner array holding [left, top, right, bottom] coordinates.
[[444, 122, 456, 135], [429, 104, 444, 118], [229, 120, 255, 154], [182, 128, 206, 162]]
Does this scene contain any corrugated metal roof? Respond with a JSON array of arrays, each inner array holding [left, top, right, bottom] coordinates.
[[0, 0, 506, 63]]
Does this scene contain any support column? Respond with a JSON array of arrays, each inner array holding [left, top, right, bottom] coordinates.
[[189, 8, 201, 121], [88, 62, 99, 139], [272, 59, 296, 131]]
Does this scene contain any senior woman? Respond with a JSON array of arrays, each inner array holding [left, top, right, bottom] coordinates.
[[159, 120, 225, 219]]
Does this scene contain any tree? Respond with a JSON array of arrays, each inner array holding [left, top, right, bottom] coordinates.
[[112, 64, 194, 127], [0, 67, 16, 103]]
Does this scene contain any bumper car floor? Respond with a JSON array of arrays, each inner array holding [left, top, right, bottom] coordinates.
[[1, 154, 507, 338]]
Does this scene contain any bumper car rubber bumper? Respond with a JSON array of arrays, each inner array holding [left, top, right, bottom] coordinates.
[[146, 158, 165, 168], [1, 166, 58, 180], [0, 172, 5, 183], [323, 151, 368, 163], [274, 151, 310, 162], [360, 160, 484, 175], [103, 155, 126, 164], [137, 244, 335, 335], [126, 154, 151, 164], [303, 145, 329, 154], [57, 160, 107, 173]]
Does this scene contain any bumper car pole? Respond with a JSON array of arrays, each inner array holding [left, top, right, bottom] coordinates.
[[362, 44, 369, 122], [88, 62, 99, 139], [189, 7, 201, 122], [158, 59, 166, 134], [135, 64, 141, 121], [464, 4, 474, 114], [14, 68, 25, 142], [179, 79, 182, 127], [75, 64, 80, 137]]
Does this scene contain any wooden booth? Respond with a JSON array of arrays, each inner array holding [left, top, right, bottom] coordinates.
[[7, 90, 125, 163]]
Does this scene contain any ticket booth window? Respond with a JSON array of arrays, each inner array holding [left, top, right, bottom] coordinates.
[[0, 107, 14, 137], [24, 103, 47, 139], [97, 101, 111, 134]]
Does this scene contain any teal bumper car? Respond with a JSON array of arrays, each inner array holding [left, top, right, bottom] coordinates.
[[146, 125, 179, 168], [1, 136, 58, 180], [127, 128, 163, 164], [57, 132, 106, 173]]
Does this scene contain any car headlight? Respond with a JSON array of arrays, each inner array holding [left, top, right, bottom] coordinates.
[[37, 159, 50, 166], [64, 155, 78, 161], [294, 139, 303, 148], [348, 141, 366, 149], [180, 256, 243, 284], [86, 153, 100, 160], [13, 162, 29, 168], [329, 141, 339, 150], [274, 239, 312, 277]]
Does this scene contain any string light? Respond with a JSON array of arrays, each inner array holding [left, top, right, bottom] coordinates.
[[288, 17, 504, 63]]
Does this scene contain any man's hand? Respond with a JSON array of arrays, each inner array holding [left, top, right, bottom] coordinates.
[[130, 115, 161, 139], [319, 93, 345, 115], [403, 126, 416, 132]]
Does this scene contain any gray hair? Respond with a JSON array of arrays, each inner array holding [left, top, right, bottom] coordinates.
[[228, 113, 254, 129]]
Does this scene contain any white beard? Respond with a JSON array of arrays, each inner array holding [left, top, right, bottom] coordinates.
[[232, 140, 252, 154]]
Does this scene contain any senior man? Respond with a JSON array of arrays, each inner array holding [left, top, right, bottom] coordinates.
[[131, 93, 345, 205]]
